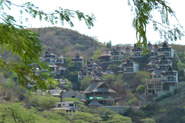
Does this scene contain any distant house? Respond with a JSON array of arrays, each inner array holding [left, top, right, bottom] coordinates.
[[55, 53, 65, 66], [47, 89, 65, 97], [42, 48, 56, 63], [53, 101, 80, 113], [147, 55, 172, 71], [40, 48, 66, 74], [78, 66, 90, 82], [72, 52, 85, 65], [145, 78, 164, 96], [125, 46, 131, 54], [150, 44, 158, 57], [157, 56, 172, 70], [147, 58, 158, 71], [86, 58, 98, 71], [158, 41, 174, 58], [91, 67, 104, 78], [118, 57, 139, 74], [57, 66, 68, 75], [62, 90, 85, 101], [110, 46, 125, 61], [150, 68, 165, 79], [42, 48, 65, 65], [131, 43, 143, 58], [163, 66, 178, 83], [98, 49, 112, 64], [83, 75, 116, 106], [150, 66, 178, 83]]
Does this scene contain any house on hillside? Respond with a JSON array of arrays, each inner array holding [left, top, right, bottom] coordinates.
[[72, 52, 85, 65], [147, 58, 158, 71], [158, 41, 174, 58], [118, 57, 139, 74], [150, 44, 158, 57], [150, 68, 165, 79], [55, 53, 65, 66], [57, 66, 68, 75], [86, 58, 98, 71], [78, 66, 90, 82], [53, 101, 80, 113], [110, 46, 125, 61], [83, 75, 116, 106], [150, 66, 178, 83], [42, 48, 65, 65], [98, 49, 112, 64], [145, 78, 164, 96], [163, 66, 178, 83], [91, 67, 104, 78], [125, 46, 131, 54], [147, 55, 172, 71], [131, 43, 143, 58], [157, 56, 172, 70]]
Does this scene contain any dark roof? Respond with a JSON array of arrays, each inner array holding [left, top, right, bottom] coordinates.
[[147, 59, 157, 65], [151, 69, 164, 76], [83, 82, 116, 94], [89, 97, 103, 106]]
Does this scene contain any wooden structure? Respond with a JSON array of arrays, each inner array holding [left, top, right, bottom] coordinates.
[[83, 75, 116, 106]]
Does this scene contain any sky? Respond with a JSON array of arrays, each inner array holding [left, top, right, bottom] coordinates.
[[8, 0, 185, 45]]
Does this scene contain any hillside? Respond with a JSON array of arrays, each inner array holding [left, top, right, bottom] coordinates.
[[125, 82, 185, 123], [29, 27, 105, 58]]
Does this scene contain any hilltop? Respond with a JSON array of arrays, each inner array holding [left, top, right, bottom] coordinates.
[[29, 27, 105, 58]]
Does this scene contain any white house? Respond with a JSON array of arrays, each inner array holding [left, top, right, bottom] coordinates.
[[118, 58, 139, 74]]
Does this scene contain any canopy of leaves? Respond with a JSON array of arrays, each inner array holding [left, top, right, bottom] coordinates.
[[0, 0, 95, 91], [130, 0, 184, 53]]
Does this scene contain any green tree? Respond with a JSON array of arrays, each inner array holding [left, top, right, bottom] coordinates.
[[106, 114, 132, 123], [64, 79, 73, 90], [104, 74, 116, 86], [92, 49, 102, 63], [141, 118, 156, 123], [28, 92, 60, 110], [0, 0, 94, 91], [126, 90, 138, 106], [68, 112, 102, 123], [177, 61, 185, 71], [0, 103, 36, 123], [80, 76, 91, 90], [74, 43, 85, 50], [130, 0, 183, 52]]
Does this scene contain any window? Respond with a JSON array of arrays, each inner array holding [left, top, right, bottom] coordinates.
[[58, 104, 61, 107]]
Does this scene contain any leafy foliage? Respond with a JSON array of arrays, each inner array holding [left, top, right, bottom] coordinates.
[[28, 92, 60, 110], [0, 0, 95, 91], [129, 0, 184, 52], [80, 76, 91, 90]]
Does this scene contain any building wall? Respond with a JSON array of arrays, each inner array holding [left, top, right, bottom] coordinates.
[[133, 63, 139, 72], [62, 90, 85, 101]]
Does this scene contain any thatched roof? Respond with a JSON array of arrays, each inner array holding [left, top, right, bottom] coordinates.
[[83, 82, 116, 94]]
